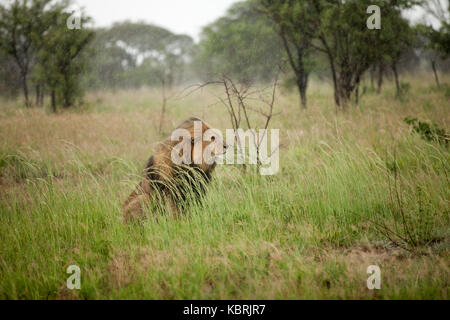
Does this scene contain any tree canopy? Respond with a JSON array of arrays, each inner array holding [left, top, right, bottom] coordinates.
[[195, 1, 283, 83]]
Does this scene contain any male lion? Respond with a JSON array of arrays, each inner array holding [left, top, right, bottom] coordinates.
[[122, 117, 226, 222]]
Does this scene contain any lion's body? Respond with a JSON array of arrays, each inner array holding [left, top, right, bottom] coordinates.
[[122, 117, 224, 222]]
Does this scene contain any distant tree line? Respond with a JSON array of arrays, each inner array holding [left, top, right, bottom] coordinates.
[[198, 0, 450, 109], [0, 0, 449, 111], [0, 0, 93, 110], [86, 21, 194, 90]]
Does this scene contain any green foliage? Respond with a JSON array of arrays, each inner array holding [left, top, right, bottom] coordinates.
[[399, 81, 411, 94], [419, 21, 450, 60], [255, 0, 319, 107], [35, 12, 94, 110], [377, 3, 416, 63], [319, 0, 415, 104], [0, 0, 58, 106], [404, 116, 448, 145], [86, 22, 194, 89], [196, 1, 283, 82], [0, 0, 94, 110]]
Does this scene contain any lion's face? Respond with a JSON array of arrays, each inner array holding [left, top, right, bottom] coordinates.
[[169, 117, 227, 172]]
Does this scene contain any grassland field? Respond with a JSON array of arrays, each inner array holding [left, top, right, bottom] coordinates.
[[0, 74, 449, 299]]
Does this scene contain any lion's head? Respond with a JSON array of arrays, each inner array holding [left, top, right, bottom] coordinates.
[[164, 117, 227, 173]]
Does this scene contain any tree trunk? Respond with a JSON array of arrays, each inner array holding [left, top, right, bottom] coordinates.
[[21, 72, 30, 107], [370, 65, 375, 89], [39, 85, 44, 106], [354, 73, 362, 105], [296, 45, 309, 109], [339, 84, 351, 109], [431, 60, 440, 88], [326, 53, 340, 108], [35, 84, 40, 106], [51, 90, 56, 113], [300, 87, 307, 109], [319, 36, 340, 108], [63, 91, 71, 108], [338, 67, 360, 109], [279, 32, 309, 109], [392, 62, 400, 98], [377, 62, 383, 94], [296, 72, 308, 109], [63, 73, 71, 108]]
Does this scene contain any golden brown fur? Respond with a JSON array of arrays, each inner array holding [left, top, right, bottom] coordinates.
[[122, 117, 226, 222]]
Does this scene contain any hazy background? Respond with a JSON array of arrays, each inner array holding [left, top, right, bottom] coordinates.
[[72, 0, 443, 40], [74, 0, 241, 41]]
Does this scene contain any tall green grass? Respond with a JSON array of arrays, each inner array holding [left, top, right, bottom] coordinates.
[[0, 77, 449, 299]]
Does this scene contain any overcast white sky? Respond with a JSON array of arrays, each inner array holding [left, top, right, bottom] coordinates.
[[73, 0, 445, 42], [74, 0, 241, 41]]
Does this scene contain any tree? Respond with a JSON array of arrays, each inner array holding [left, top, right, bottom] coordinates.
[[422, 0, 449, 23], [310, 0, 370, 106], [256, 0, 317, 109], [87, 22, 194, 90], [303, 0, 418, 107], [428, 22, 450, 87], [0, 0, 94, 110], [417, 0, 450, 87], [0, 0, 55, 107], [86, 22, 194, 130], [196, 1, 283, 84], [36, 11, 94, 110], [377, 5, 415, 97]]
